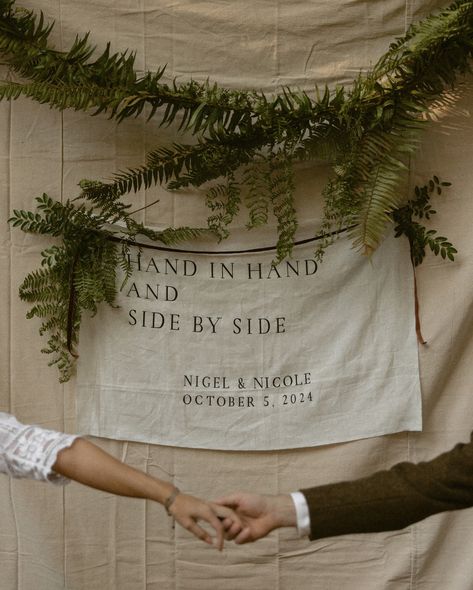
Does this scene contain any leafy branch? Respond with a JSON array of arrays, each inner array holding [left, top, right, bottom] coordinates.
[[393, 176, 457, 266], [8, 192, 210, 381]]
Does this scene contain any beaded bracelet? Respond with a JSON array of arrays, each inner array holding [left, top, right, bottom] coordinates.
[[164, 487, 181, 516]]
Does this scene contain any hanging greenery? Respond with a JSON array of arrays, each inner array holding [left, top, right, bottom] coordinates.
[[1, 0, 472, 250], [8, 176, 455, 380], [2, 0, 469, 379], [9, 190, 208, 380], [392, 177, 457, 266]]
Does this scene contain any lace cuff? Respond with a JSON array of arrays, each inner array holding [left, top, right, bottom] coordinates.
[[0, 413, 79, 485]]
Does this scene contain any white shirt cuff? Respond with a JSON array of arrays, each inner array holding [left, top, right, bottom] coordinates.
[[290, 491, 311, 537]]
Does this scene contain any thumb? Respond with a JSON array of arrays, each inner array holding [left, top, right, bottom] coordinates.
[[234, 526, 254, 544], [214, 493, 243, 509]]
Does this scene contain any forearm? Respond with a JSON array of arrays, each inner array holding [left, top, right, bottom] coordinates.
[[52, 438, 174, 504], [302, 434, 473, 540]]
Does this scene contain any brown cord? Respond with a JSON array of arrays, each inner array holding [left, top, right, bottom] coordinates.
[[413, 266, 427, 345], [66, 248, 81, 357]]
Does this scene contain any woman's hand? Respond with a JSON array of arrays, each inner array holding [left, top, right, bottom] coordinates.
[[52, 438, 244, 550], [168, 494, 243, 550]]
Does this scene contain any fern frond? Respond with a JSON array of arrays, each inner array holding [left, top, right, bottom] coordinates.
[[205, 173, 241, 240], [80, 143, 207, 201], [351, 160, 404, 254], [266, 156, 298, 262], [243, 161, 271, 229]]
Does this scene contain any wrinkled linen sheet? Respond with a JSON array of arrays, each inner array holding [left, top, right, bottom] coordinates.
[[1, 0, 472, 588]]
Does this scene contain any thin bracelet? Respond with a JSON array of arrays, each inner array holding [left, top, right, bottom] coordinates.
[[164, 487, 181, 515]]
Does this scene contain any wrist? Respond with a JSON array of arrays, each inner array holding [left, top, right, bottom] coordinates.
[[271, 494, 297, 529], [164, 486, 180, 515], [146, 479, 176, 505]]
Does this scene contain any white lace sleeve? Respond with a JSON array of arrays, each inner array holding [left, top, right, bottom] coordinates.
[[0, 412, 79, 485]]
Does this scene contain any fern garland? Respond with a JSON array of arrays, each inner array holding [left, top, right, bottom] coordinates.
[[2, 0, 468, 379], [1, 1, 472, 254]]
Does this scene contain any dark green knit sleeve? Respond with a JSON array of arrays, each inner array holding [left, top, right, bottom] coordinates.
[[301, 431, 473, 541]]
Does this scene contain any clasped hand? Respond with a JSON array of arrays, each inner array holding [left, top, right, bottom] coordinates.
[[170, 492, 295, 549]]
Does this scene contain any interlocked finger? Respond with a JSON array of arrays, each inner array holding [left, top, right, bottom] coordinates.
[[224, 519, 242, 540]]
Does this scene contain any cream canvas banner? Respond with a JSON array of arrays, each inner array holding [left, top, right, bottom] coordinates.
[[76, 233, 422, 450]]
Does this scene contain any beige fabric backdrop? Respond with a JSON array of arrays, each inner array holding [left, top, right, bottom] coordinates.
[[1, 0, 473, 588]]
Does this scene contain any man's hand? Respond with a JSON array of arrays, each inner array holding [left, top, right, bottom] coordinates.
[[215, 492, 297, 544]]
